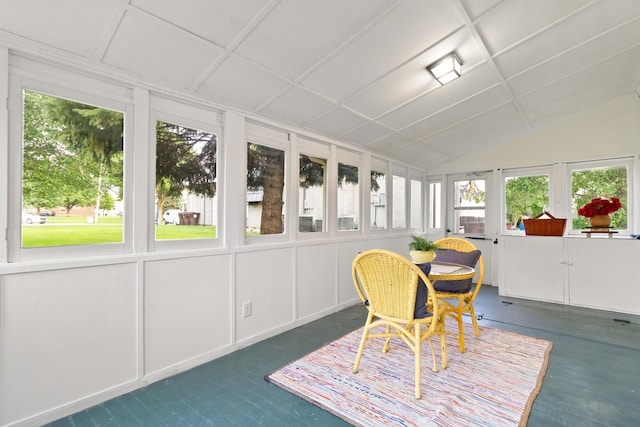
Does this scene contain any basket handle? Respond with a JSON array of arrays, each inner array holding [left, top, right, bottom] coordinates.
[[533, 211, 556, 219]]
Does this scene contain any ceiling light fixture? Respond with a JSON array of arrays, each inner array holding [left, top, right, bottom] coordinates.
[[427, 53, 462, 85]]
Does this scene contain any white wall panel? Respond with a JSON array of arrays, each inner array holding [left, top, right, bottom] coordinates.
[[235, 248, 295, 341], [144, 254, 232, 374], [296, 243, 337, 319], [0, 264, 138, 426]]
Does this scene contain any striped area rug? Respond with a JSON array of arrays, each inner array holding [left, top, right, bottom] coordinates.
[[266, 321, 552, 426]]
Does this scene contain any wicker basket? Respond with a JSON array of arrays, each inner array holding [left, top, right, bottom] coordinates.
[[523, 211, 566, 236]]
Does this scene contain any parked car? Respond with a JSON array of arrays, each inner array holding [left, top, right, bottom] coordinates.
[[40, 209, 56, 216], [162, 209, 181, 225], [22, 212, 47, 224]]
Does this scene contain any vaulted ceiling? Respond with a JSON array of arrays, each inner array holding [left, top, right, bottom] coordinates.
[[1, 0, 639, 169]]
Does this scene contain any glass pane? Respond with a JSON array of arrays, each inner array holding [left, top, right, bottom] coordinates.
[[428, 182, 441, 229], [410, 178, 422, 229], [22, 90, 124, 248], [504, 175, 549, 231], [337, 162, 359, 231], [392, 175, 406, 229], [370, 170, 386, 230], [247, 142, 286, 235], [453, 179, 485, 234], [299, 154, 326, 232], [571, 165, 627, 230], [155, 121, 217, 240]]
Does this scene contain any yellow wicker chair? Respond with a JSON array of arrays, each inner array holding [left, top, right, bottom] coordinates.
[[433, 237, 484, 353], [352, 249, 447, 399]]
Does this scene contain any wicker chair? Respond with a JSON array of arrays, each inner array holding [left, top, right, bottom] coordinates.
[[352, 249, 447, 399], [433, 237, 484, 353]]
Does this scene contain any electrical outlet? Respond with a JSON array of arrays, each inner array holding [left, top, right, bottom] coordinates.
[[242, 301, 252, 318]]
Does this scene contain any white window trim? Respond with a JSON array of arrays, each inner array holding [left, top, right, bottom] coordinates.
[[149, 96, 223, 252], [501, 166, 554, 236], [8, 72, 133, 262], [566, 157, 633, 235], [245, 122, 290, 245], [295, 136, 330, 239], [335, 148, 362, 236]]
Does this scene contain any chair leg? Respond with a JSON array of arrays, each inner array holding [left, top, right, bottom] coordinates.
[[456, 301, 466, 353], [468, 302, 481, 336], [414, 324, 422, 399], [353, 314, 373, 373], [382, 325, 391, 352]]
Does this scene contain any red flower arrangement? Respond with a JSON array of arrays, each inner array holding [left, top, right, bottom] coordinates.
[[577, 197, 622, 218]]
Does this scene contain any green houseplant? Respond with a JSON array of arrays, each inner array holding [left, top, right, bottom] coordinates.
[[408, 235, 439, 263]]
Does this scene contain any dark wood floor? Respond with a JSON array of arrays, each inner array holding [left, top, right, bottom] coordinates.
[[47, 286, 640, 427]]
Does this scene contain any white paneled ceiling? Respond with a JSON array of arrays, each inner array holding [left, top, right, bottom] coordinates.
[[1, 0, 639, 168]]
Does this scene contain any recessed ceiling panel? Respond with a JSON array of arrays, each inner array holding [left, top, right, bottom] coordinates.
[[130, 0, 270, 48], [198, 55, 290, 111], [508, 37, 640, 97], [0, 0, 119, 58], [422, 104, 525, 152], [494, 2, 640, 78], [365, 133, 415, 155], [520, 64, 640, 126], [260, 86, 335, 126], [345, 29, 483, 119], [476, 0, 587, 55], [235, 0, 395, 80], [378, 64, 500, 129], [301, 0, 463, 101], [402, 85, 511, 139], [103, 11, 224, 90], [305, 107, 368, 138], [341, 122, 393, 146]]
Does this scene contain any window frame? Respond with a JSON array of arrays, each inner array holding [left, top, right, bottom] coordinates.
[[426, 177, 443, 232], [149, 96, 223, 251], [448, 172, 489, 238], [566, 157, 633, 235], [369, 157, 389, 233], [245, 123, 290, 244], [409, 170, 424, 232], [501, 166, 553, 236], [8, 73, 133, 262], [296, 136, 330, 238], [391, 165, 407, 231], [335, 148, 362, 235]]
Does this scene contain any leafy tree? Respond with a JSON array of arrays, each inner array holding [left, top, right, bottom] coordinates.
[[505, 175, 549, 227], [155, 121, 217, 221]]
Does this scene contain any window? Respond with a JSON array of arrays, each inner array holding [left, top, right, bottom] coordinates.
[[21, 90, 124, 248], [337, 161, 360, 231], [299, 153, 327, 233], [154, 120, 217, 240], [392, 173, 406, 229], [427, 181, 442, 230], [453, 178, 485, 235], [247, 141, 286, 235], [410, 176, 423, 230], [569, 159, 630, 233], [370, 168, 387, 230], [503, 169, 550, 233]]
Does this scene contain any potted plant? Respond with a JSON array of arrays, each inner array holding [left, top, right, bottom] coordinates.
[[408, 235, 439, 263], [578, 197, 622, 228]]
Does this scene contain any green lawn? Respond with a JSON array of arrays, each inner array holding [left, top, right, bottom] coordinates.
[[22, 216, 216, 247]]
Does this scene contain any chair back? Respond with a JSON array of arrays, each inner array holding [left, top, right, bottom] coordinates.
[[352, 249, 439, 323], [434, 237, 484, 297]]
